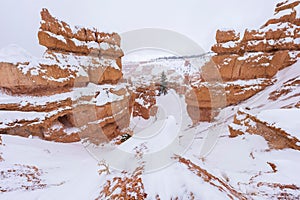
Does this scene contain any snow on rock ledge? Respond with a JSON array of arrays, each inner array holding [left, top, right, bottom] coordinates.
[[0, 9, 134, 143], [38, 9, 123, 57], [229, 108, 300, 150], [0, 44, 84, 93], [188, 0, 300, 123], [212, 0, 300, 80]]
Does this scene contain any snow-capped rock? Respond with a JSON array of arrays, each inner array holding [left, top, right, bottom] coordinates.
[[0, 9, 134, 143]]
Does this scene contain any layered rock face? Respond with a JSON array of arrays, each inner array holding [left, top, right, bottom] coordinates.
[[133, 85, 157, 119], [229, 108, 300, 151], [188, 0, 300, 122], [269, 76, 300, 108], [38, 8, 123, 86], [0, 9, 134, 143]]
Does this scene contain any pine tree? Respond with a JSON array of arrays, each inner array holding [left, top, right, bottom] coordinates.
[[159, 71, 168, 96]]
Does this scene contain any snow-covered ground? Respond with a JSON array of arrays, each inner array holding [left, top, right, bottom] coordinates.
[[0, 135, 100, 199], [1, 60, 300, 199]]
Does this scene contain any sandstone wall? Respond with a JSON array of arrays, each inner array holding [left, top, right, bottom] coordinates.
[[187, 0, 300, 122], [0, 9, 134, 143]]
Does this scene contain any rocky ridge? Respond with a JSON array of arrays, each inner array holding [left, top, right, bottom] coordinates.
[[226, 1, 300, 152], [229, 108, 300, 150], [187, 0, 300, 122], [0, 9, 134, 143]]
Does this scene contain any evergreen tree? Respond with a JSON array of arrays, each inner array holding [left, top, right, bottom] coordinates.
[[159, 71, 168, 96]]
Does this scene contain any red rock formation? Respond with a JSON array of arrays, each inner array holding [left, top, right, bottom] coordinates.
[[0, 58, 81, 94], [215, 29, 241, 43], [212, 1, 300, 80], [0, 9, 133, 143], [38, 8, 123, 85], [38, 9, 122, 57], [269, 76, 300, 104], [133, 85, 157, 119], [228, 109, 300, 150], [96, 166, 147, 200], [186, 78, 273, 122], [176, 156, 247, 200], [187, 0, 300, 122]]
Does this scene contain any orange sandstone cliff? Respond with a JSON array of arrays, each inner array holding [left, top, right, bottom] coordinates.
[[0, 9, 134, 143], [186, 0, 300, 122]]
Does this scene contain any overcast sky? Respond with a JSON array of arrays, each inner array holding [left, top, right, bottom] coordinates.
[[0, 0, 281, 57]]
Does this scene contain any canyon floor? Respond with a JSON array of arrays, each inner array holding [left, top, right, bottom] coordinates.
[[1, 59, 300, 199]]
